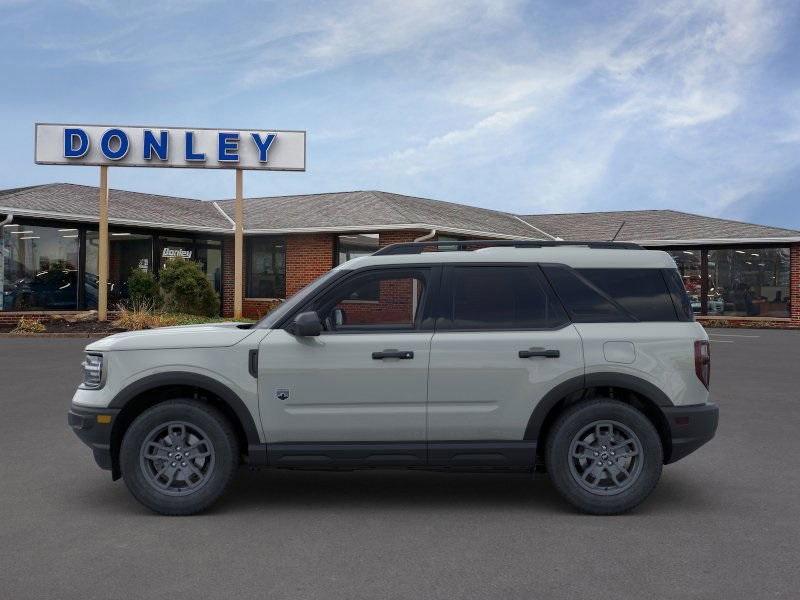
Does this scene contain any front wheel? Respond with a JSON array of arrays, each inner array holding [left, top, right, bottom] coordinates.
[[120, 400, 239, 515], [545, 399, 663, 515]]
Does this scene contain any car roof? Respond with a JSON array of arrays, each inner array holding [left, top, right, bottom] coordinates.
[[336, 246, 677, 270]]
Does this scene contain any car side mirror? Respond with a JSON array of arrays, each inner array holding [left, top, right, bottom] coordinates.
[[292, 311, 322, 337]]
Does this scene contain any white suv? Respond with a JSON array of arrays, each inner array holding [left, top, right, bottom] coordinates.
[[68, 240, 718, 515]]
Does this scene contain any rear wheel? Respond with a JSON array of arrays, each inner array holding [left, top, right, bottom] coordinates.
[[120, 400, 239, 515], [545, 399, 663, 515]]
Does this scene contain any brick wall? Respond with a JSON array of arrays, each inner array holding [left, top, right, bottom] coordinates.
[[221, 237, 235, 318], [241, 298, 283, 320], [285, 233, 336, 296], [791, 243, 800, 324]]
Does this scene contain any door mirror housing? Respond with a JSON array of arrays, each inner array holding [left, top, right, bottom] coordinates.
[[292, 311, 322, 337]]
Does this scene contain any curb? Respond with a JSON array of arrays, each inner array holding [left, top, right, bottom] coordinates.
[[0, 333, 109, 339]]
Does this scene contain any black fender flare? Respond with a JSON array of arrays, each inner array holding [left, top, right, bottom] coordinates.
[[523, 372, 673, 441], [108, 371, 261, 446]]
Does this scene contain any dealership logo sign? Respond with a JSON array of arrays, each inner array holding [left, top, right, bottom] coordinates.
[[162, 247, 193, 260], [35, 123, 306, 171]]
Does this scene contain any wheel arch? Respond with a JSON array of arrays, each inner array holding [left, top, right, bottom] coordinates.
[[526, 373, 674, 463], [107, 372, 264, 480]]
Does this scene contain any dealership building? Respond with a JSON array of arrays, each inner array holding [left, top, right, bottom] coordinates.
[[1, 182, 799, 328]]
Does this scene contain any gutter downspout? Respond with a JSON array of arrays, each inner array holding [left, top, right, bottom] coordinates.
[[414, 228, 437, 242], [0, 213, 12, 226]]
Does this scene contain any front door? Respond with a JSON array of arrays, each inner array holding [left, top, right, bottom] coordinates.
[[427, 265, 584, 466], [258, 266, 437, 466]]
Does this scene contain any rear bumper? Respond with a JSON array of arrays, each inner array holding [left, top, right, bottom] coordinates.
[[68, 405, 120, 471], [663, 402, 719, 464]]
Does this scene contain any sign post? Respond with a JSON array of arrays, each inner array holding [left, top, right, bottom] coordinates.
[[98, 166, 109, 321], [34, 123, 306, 321], [234, 169, 244, 319]]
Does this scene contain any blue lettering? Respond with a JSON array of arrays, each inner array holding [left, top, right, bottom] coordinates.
[[218, 132, 239, 162], [251, 132, 276, 162], [143, 130, 168, 160], [64, 128, 89, 158], [100, 128, 129, 160], [185, 131, 205, 161]]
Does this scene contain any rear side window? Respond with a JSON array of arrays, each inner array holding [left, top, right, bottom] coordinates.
[[662, 268, 694, 321], [577, 268, 679, 322], [541, 265, 631, 322], [445, 266, 568, 330]]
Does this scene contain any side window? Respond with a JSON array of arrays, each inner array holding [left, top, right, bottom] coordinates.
[[541, 265, 631, 323], [577, 268, 679, 322], [662, 268, 694, 321], [446, 266, 568, 330], [314, 270, 427, 332]]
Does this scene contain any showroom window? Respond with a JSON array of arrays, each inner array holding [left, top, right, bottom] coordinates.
[[707, 247, 790, 318], [1, 223, 80, 310], [246, 236, 285, 298], [196, 240, 223, 295], [337, 233, 379, 265], [85, 230, 154, 309], [657, 245, 791, 319]]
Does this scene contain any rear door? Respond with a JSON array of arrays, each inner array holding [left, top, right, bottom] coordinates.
[[426, 265, 584, 466]]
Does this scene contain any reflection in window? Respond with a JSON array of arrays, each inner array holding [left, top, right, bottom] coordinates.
[[2, 224, 79, 310], [247, 237, 285, 298], [707, 248, 790, 318], [337, 233, 379, 265], [322, 274, 425, 330]]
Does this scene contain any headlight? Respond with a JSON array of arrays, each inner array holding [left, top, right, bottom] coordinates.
[[81, 353, 104, 389]]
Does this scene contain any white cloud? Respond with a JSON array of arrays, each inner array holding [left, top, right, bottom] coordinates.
[[378, 106, 535, 175]]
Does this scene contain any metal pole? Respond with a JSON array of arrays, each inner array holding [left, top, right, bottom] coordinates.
[[234, 169, 244, 319], [98, 166, 109, 321]]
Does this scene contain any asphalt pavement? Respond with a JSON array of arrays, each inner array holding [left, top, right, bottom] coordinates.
[[0, 328, 798, 599]]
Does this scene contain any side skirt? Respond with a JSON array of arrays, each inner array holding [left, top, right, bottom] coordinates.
[[261, 441, 537, 471]]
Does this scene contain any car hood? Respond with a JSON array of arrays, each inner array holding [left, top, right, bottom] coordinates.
[[86, 322, 256, 352]]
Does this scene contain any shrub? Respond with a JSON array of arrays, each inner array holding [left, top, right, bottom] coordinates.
[[112, 302, 176, 331], [11, 316, 46, 334], [158, 259, 219, 317], [127, 269, 162, 308]]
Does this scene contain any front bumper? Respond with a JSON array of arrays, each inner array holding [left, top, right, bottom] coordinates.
[[68, 405, 120, 472], [663, 402, 719, 464]]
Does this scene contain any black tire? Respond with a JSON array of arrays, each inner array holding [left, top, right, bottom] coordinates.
[[120, 399, 239, 515], [545, 399, 663, 515]]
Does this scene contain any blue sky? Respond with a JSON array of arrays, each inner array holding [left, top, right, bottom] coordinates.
[[1, 0, 799, 228]]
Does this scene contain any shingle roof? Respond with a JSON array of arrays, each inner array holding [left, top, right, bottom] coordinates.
[[215, 190, 545, 239], [519, 209, 800, 243], [1, 183, 798, 243], [0, 183, 230, 232]]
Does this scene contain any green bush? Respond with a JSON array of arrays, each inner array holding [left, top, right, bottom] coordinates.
[[127, 269, 162, 308], [158, 259, 219, 317]]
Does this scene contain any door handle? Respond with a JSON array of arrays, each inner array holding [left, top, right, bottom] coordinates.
[[519, 347, 560, 359], [372, 349, 414, 360]]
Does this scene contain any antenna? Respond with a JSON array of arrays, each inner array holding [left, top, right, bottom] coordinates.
[[610, 220, 626, 242]]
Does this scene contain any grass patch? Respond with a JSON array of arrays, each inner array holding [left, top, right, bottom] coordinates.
[[113, 303, 254, 331], [11, 317, 46, 334]]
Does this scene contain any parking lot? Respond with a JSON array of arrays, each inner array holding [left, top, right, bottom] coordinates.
[[1, 328, 798, 599]]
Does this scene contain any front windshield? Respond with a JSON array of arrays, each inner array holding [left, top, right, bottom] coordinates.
[[256, 269, 342, 329]]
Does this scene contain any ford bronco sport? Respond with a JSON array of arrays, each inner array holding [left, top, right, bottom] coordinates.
[[68, 240, 718, 515]]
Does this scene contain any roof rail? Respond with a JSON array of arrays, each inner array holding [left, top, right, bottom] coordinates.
[[373, 239, 643, 256]]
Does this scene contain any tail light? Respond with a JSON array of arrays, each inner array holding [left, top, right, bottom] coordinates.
[[694, 340, 710, 389]]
